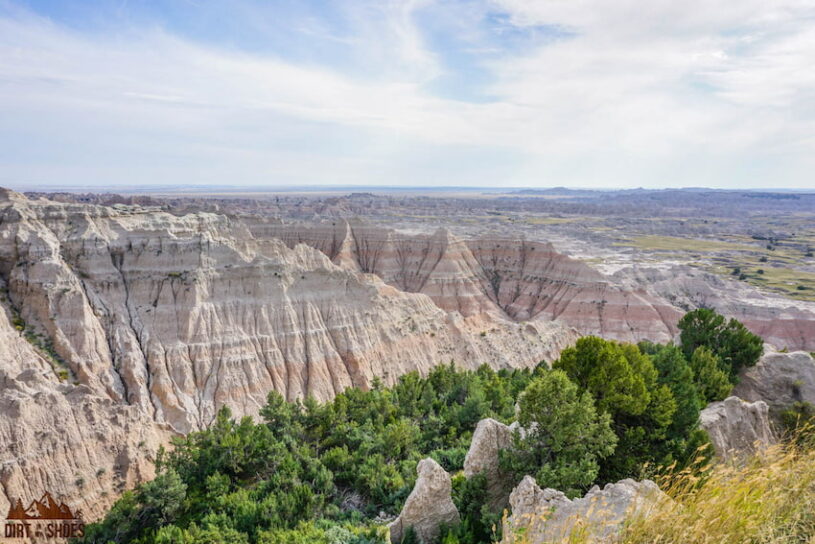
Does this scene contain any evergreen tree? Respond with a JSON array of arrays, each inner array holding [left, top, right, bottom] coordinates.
[[690, 346, 732, 403], [501, 369, 617, 497], [554, 337, 677, 482], [678, 308, 763, 380]]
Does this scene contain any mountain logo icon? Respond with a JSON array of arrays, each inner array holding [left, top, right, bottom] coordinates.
[[6, 492, 82, 521]]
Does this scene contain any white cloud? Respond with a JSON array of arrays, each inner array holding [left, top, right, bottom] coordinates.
[[1, 1, 814, 188]]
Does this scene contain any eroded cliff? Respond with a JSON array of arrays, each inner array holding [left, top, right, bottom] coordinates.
[[254, 219, 682, 344], [0, 190, 574, 519]]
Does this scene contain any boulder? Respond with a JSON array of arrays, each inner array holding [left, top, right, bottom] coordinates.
[[699, 396, 775, 458], [503, 476, 664, 543], [388, 458, 460, 544], [734, 349, 815, 419], [463, 418, 513, 511]]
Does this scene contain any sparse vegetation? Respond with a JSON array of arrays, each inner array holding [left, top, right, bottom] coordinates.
[[23, 328, 73, 381], [9, 304, 75, 383], [78, 310, 761, 544], [620, 235, 758, 253], [620, 440, 815, 544], [11, 315, 25, 331], [781, 402, 815, 444]]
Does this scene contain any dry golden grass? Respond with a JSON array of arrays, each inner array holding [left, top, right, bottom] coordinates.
[[621, 441, 815, 544], [500, 439, 815, 544]]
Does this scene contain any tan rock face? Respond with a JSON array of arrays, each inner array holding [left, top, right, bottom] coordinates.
[[0, 370, 170, 522], [258, 220, 682, 344], [463, 418, 513, 511], [733, 348, 815, 419], [0, 190, 576, 520], [388, 458, 459, 544], [467, 240, 681, 343], [503, 476, 665, 544], [699, 396, 775, 459], [0, 229, 171, 521]]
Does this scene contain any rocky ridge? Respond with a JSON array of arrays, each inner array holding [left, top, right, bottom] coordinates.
[[503, 476, 664, 544], [618, 265, 815, 352], [255, 219, 683, 344], [0, 190, 574, 519]]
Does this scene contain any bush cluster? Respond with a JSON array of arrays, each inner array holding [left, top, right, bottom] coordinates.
[[76, 310, 765, 544]]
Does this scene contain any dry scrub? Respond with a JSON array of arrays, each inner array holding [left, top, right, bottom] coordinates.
[[501, 438, 815, 544], [621, 440, 815, 544]]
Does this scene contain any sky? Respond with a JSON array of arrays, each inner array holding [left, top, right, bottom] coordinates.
[[1, 0, 814, 190]]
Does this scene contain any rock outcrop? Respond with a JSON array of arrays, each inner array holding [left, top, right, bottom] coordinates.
[[388, 458, 459, 544], [733, 348, 815, 419], [699, 396, 775, 458], [466, 240, 682, 343], [0, 192, 573, 427], [0, 190, 576, 519], [503, 476, 664, 543], [620, 265, 815, 352], [257, 220, 682, 344], [463, 418, 513, 511], [0, 369, 170, 521]]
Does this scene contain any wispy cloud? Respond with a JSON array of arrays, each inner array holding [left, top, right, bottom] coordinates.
[[1, 0, 814, 188]]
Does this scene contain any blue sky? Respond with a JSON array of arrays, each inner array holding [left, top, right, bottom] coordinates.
[[1, 0, 814, 189]]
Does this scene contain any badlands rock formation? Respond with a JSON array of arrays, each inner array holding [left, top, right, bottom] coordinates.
[[0, 369, 170, 521], [503, 476, 665, 544], [257, 219, 682, 344], [388, 458, 459, 544], [619, 265, 815, 351], [734, 348, 815, 418], [0, 190, 574, 519], [463, 418, 513, 511], [699, 396, 775, 458], [0, 286, 170, 521]]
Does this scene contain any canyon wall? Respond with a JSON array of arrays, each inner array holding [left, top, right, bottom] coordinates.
[[0, 190, 574, 519], [2, 191, 811, 521], [253, 219, 682, 344]]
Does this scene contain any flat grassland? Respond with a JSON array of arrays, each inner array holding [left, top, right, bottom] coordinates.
[[616, 234, 815, 302]]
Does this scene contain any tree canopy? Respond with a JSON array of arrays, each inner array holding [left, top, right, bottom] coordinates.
[[678, 308, 763, 380], [500, 369, 617, 497], [80, 310, 769, 544]]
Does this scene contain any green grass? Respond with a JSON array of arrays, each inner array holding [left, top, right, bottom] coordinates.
[[613, 235, 815, 302], [744, 266, 815, 301], [523, 216, 585, 225], [617, 235, 760, 253]]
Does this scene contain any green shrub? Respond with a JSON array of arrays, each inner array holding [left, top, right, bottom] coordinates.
[[678, 309, 763, 380], [500, 369, 616, 497]]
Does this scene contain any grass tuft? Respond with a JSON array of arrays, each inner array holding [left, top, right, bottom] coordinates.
[[621, 437, 815, 544]]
